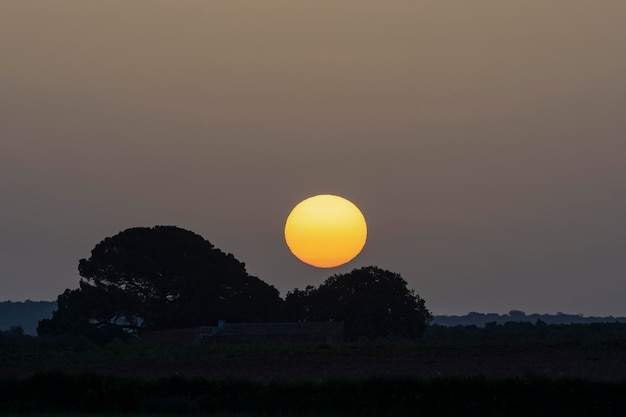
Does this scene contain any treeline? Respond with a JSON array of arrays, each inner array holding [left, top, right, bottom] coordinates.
[[1, 372, 625, 416], [4, 321, 626, 350], [9, 226, 626, 344], [424, 321, 626, 345], [4, 300, 626, 338], [433, 310, 626, 327], [36, 226, 432, 344]]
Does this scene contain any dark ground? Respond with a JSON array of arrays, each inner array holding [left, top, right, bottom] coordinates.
[[3, 339, 626, 381]]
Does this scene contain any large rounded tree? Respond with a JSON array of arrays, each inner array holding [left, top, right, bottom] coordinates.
[[39, 226, 282, 341], [285, 266, 432, 340]]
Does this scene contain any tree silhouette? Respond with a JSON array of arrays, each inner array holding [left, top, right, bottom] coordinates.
[[38, 226, 282, 342], [285, 266, 432, 340]]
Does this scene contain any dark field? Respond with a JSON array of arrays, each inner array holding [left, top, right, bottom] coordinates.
[[6, 319, 626, 381], [3, 324, 626, 415], [3, 338, 626, 381]]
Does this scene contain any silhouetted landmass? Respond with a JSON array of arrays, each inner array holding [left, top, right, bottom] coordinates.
[[1, 225, 623, 341], [3, 300, 626, 338], [35, 226, 433, 344], [432, 310, 626, 327]]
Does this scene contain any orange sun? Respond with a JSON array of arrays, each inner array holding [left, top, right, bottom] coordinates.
[[284, 194, 367, 268]]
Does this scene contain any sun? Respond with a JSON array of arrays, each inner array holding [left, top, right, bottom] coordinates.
[[284, 194, 367, 268]]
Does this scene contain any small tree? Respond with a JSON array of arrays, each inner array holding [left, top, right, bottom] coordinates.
[[286, 266, 432, 340], [38, 226, 283, 343]]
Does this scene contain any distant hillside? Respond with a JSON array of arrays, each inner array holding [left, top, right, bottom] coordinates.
[[432, 310, 626, 327], [0, 301, 57, 335]]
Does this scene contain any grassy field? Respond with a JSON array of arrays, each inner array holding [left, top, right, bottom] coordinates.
[[3, 337, 626, 381], [1, 371, 626, 416], [2, 327, 626, 415]]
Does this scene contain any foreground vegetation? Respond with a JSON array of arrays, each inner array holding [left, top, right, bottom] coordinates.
[[3, 321, 626, 379], [1, 371, 626, 416], [2, 322, 626, 415]]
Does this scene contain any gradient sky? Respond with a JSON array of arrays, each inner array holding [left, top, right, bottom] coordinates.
[[2, 1, 626, 316]]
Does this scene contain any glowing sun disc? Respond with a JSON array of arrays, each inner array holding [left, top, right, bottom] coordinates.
[[284, 194, 367, 268]]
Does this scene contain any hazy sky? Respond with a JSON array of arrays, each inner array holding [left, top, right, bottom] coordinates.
[[2, 1, 626, 316]]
